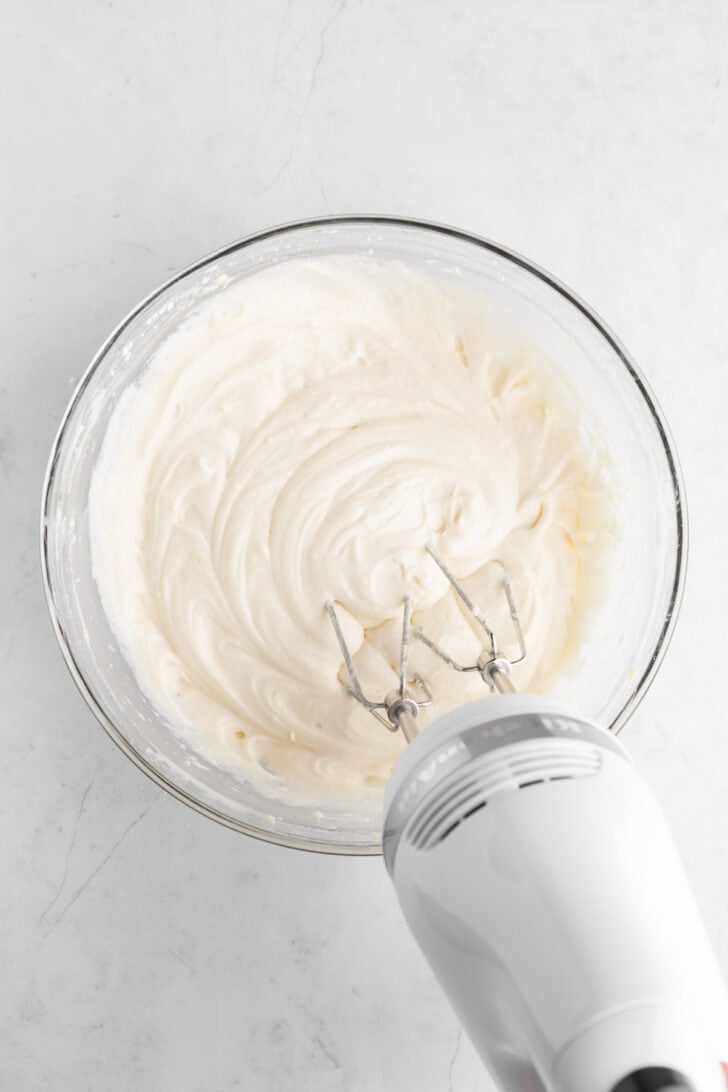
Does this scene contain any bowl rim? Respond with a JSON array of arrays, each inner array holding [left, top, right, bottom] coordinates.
[[40, 213, 688, 856]]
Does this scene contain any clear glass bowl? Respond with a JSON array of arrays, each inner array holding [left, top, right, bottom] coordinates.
[[41, 217, 686, 855]]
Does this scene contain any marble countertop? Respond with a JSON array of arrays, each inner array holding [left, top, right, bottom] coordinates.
[[3, 1, 728, 1088]]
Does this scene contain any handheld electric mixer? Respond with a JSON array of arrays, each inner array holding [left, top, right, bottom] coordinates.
[[327, 549, 728, 1092]]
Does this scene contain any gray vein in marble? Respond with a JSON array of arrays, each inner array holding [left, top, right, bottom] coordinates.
[[312, 1031, 345, 1072], [448, 1026, 463, 1092], [38, 780, 95, 924], [319, 180, 332, 212], [41, 796, 159, 940], [243, 0, 295, 182], [301, 0, 345, 118], [262, 0, 346, 191]]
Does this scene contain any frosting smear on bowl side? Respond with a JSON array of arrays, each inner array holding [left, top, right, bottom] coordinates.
[[89, 256, 617, 801]]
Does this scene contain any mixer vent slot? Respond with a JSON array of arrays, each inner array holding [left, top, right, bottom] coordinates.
[[408, 743, 601, 851]]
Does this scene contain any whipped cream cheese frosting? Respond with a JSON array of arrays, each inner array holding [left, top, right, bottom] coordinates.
[[89, 257, 617, 801]]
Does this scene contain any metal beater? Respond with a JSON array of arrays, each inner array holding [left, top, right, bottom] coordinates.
[[325, 545, 526, 742]]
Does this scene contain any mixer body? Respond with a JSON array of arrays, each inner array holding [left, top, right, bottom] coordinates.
[[383, 695, 728, 1092]]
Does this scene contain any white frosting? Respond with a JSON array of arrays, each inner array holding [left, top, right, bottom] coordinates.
[[90, 257, 616, 802]]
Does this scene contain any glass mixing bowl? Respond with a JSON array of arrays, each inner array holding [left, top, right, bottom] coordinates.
[[41, 216, 686, 855]]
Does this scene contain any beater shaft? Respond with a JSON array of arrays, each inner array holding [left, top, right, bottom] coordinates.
[[395, 707, 419, 743]]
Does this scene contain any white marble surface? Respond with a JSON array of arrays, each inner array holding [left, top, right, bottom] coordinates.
[[2, 1, 728, 1088]]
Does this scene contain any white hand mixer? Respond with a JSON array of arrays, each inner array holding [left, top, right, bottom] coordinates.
[[327, 549, 728, 1092]]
